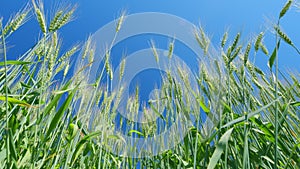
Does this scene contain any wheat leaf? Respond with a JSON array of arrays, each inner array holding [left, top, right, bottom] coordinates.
[[208, 128, 234, 169], [268, 41, 280, 69]]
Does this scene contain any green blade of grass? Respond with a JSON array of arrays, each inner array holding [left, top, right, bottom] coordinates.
[[221, 97, 281, 129], [71, 131, 102, 166], [291, 101, 300, 107], [128, 130, 144, 137], [0, 96, 31, 107], [45, 86, 77, 139], [207, 127, 234, 169], [8, 129, 17, 161], [198, 99, 210, 113], [268, 41, 280, 69], [44, 80, 72, 116], [0, 60, 31, 66]]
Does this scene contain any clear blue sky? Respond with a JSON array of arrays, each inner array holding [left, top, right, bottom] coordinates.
[[1, 0, 300, 72]]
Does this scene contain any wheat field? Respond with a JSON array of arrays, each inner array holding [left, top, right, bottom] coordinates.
[[0, 0, 299, 168]]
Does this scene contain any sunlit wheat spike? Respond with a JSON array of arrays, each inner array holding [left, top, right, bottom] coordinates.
[[45, 43, 53, 62], [104, 50, 112, 77], [58, 45, 79, 63], [135, 85, 139, 100], [214, 60, 221, 77], [166, 70, 173, 84], [231, 32, 240, 50], [222, 51, 229, 64], [2, 24, 11, 37], [119, 58, 126, 80], [195, 30, 205, 49], [254, 32, 264, 52], [226, 46, 232, 58], [88, 48, 94, 63], [51, 33, 60, 62], [254, 66, 265, 76], [231, 45, 242, 60], [50, 38, 59, 63], [53, 44, 61, 63], [55, 60, 66, 74], [116, 10, 126, 33], [32, 0, 47, 34], [221, 31, 228, 48], [199, 26, 208, 43], [228, 45, 241, 64], [279, 0, 293, 19], [108, 63, 113, 80], [49, 10, 63, 32], [150, 40, 159, 63], [168, 38, 175, 59], [177, 67, 190, 88], [56, 7, 76, 30], [52, 31, 58, 47], [63, 62, 69, 77], [47, 57, 54, 82], [195, 26, 210, 55], [260, 43, 269, 56], [245, 62, 255, 76], [134, 85, 140, 113], [3, 6, 30, 36], [199, 26, 209, 48], [274, 25, 293, 45], [2, 22, 10, 36], [11, 10, 30, 32], [113, 85, 124, 107], [47, 52, 55, 80], [82, 36, 92, 60], [204, 41, 210, 56], [244, 43, 251, 65]]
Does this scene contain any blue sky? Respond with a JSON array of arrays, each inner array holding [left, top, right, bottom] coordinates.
[[1, 0, 300, 71], [2, 0, 300, 106]]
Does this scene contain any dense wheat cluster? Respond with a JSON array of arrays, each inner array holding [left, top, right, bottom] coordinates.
[[0, 0, 299, 168]]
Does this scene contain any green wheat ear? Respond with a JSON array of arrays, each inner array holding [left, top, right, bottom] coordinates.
[[49, 10, 63, 32], [57, 44, 79, 64], [279, 0, 293, 19], [243, 43, 251, 65], [56, 7, 76, 30], [274, 25, 293, 45], [116, 10, 127, 33], [2, 4, 30, 36], [260, 43, 269, 56], [150, 40, 159, 63], [221, 31, 228, 48], [195, 26, 210, 55], [119, 57, 126, 81], [254, 32, 264, 52], [81, 36, 92, 60], [231, 32, 240, 51], [168, 38, 175, 59], [32, 0, 47, 34]]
